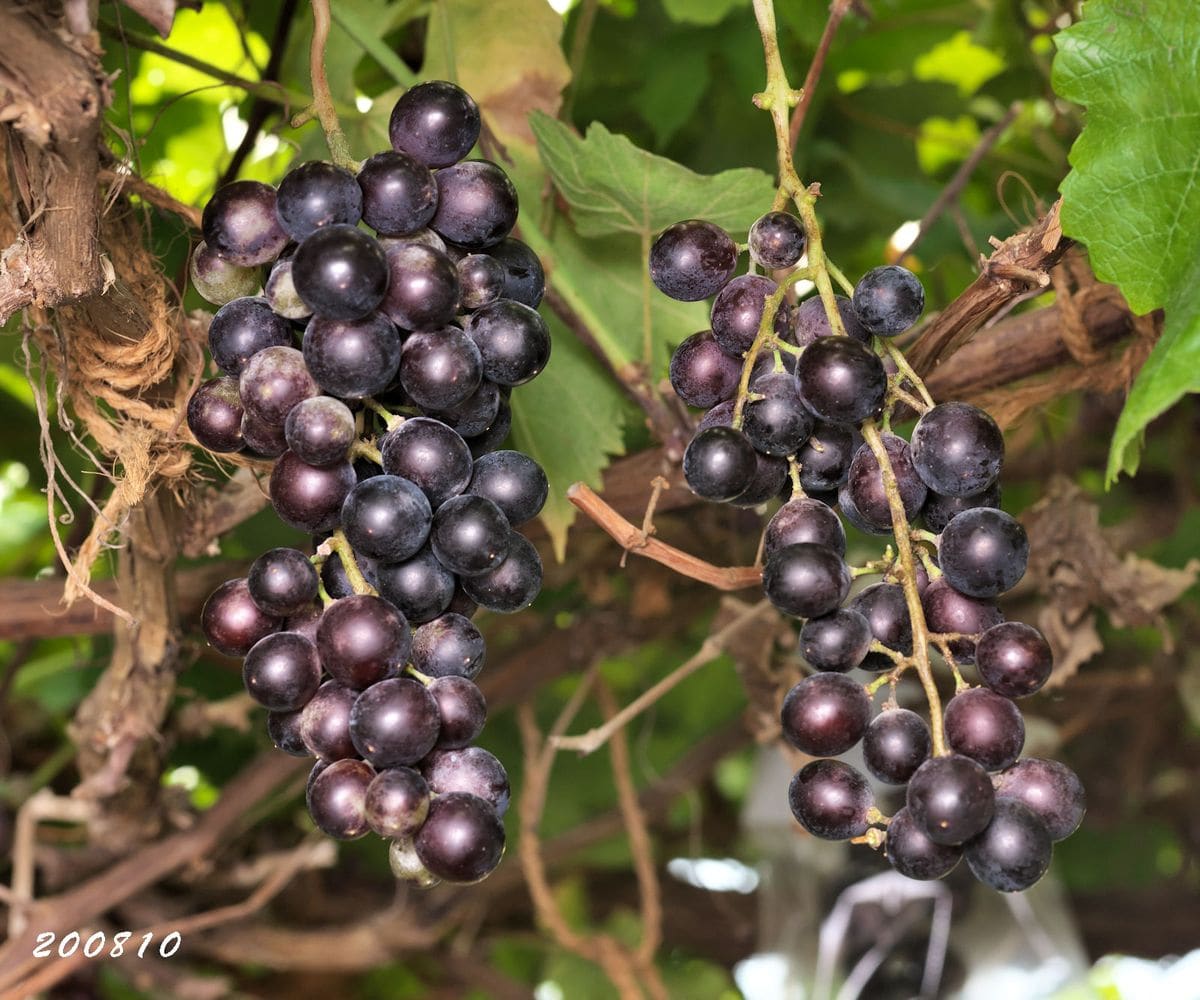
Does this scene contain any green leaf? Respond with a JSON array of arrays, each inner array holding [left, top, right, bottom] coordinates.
[[661, 0, 747, 26], [1053, 0, 1200, 480], [530, 111, 776, 238]]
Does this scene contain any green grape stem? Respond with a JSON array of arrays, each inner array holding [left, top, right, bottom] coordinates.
[[327, 530, 377, 597]]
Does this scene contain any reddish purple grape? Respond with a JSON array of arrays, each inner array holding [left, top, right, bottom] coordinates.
[[300, 680, 358, 760], [201, 578, 280, 657], [414, 791, 505, 884], [845, 434, 928, 531], [788, 759, 873, 841], [266, 708, 308, 757], [248, 547, 319, 616], [921, 578, 1003, 665], [648, 220, 737, 302], [303, 312, 402, 400], [350, 677, 440, 767], [365, 766, 430, 839], [764, 497, 846, 560], [389, 81, 480, 168], [430, 160, 518, 250], [992, 757, 1085, 841], [944, 688, 1025, 771], [317, 594, 411, 690], [411, 613, 485, 679], [201, 180, 288, 266], [682, 426, 755, 502], [885, 806, 962, 881], [292, 224, 389, 320], [731, 451, 788, 508], [276, 161, 362, 241], [358, 150, 438, 237], [269, 451, 356, 533], [381, 417, 473, 508], [852, 265, 924, 337], [464, 299, 551, 386], [796, 337, 886, 425], [762, 543, 850, 619], [307, 758, 374, 840], [906, 753, 995, 845], [791, 295, 870, 345], [242, 631, 321, 712], [863, 709, 931, 784], [964, 798, 1052, 892], [375, 546, 455, 624], [748, 211, 806, 270], [837, 478, 891, 537], [461, 531, 542, 613], [780, 672, 871, 756], [208, 296, 292, 377], [187, 377, 245, 453], [668, 330, 742, 409], [341, 474, 433, 563], [799, 608, 873, 672], [284, 604, 323, 644], [847, 583, 912, 671], [710, 275, 791, 356], [380, 242, 460, 331], [939, 508, 1029, 599], [976, 622, 1053, 699], [421, 746, 509, 816], [400, 327, 484, 410], [284, 395, 355, 467], [239, 345, 318, 426], [429, 676, 487, 749]]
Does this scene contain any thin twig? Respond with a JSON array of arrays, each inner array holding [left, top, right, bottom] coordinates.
[[788, 0, 855, 151], [304, 0, 354, 169]]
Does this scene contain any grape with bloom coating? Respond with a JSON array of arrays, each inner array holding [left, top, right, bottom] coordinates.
[[780, 673, 871, 757], [788, 759, 873, 841], [993, 757, 1085, 841], [202, 180, 288, 266], [389, 80, 480, 168], [852, 264, 924, 336], [649, 220, 738, 301], [796, 337, 886, 425], [910, 401, 1004, 498], [762, 543, 850, 619], [965, 798, 1052, 892], [748, 211, 806, 269], [940, 507, 1029, 599]]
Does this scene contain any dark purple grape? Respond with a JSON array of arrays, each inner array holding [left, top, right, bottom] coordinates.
[[976, 622, 1053, 699], [863, 709, 931, 784], [467, 450, 548, 526], [939, 508, 1029, 599], [400, 327, 484, 410], [853, 265, 925, 337], [429, 676, 487, 749], [320, 551, 368, 600], [795, 422, 861, 493], [457, 254, 506, 310], [421, 746, 509, 815], [317, 594, 411, 690], [292, 224, 389, 320], [433, 378, 501, 438], [910, 402, 1004, 498], [430, 495, 510, 576], [341, 475, 433, 563], [788, 759, 873, 840], [266, 708, 308, 757], [350, 677, 440, 767], [191, 240, 260, 305], [461, 531, 542, 613], [922, 482, 1002, 534], [239, 345, 318, 426], [906, 753, 995, 845], [799, 608, 873, 672], [885, 806, 962, 880], [201, 578, 280, 657], [921, 578, 1003, 665], [284, 395, 355, 467], [380, 243, 460, 330], [307, 758, 374, 840], [276, 161, 362, 241], [269, 452, 356, 533], [208, 297, 292, 376], [188, 377, 245, 453], [682, 426, 755, 502], [466, 398, 512, 458], [710, 275, 791, 356], [241, 410, 289, 458], [791, 295, 870, 345], [242, 631, 321, 712], [731, 451, 789, 507], [201, 180, 288, 266], [993, 758, 1085, 841], [748, 211, 806, 269], [358, 150, 438, 236], [489, 238, 545, 308], [303, 312, 402, 399], [248, 547, 319, 616], [300, 680, 358, 760], [649, 220, 737, 301], [463, 299, 551, 386], [847, 582, 912, 671], [365, 767, 430, 839], [764, 497, 846, 560], [389, 80, 480, 168], [780, 672, 871, 756], [430, 160, 518, 250], [411, 613, 485, 679], [381, 417, 473, 508], [796, 337, 886, 425], [944, 688, 1025, 771], [375, 545, 455, 624], [380, 229, 448, 256], [965, 798, 1052, 891], [762, 543, 850, 619], [284, 604, 323, 644], [447, 583, 478, 619], [837, 479, 891, 537], [845, 434, 928, 531], [415, 791, 505, 883], [668, 330, 742, 409], [742, 370, 814, 456]]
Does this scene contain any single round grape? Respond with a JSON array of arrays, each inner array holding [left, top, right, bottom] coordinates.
[[190, 240, 261, 305], [466, 398, 512, 458], [308, 758, 374, 840], [276, 161, 362, 241], [765, 497, 847, 560], [743, 370, 815, 456], [263, 259, 313, 320], [366, 767, 430, 839], [400, 327, 484, 410], [762, 543, 850, 619], [266, 708, 308, 757], [467, 450, 548, 526], [208, 296, 292, 376], [788, 759, 873, 841], [283, 395, 355, 468], [648, 220, 738, 302], [461, 530, 542, 613], [303, 311, 402, 400], [791, 295, 870, 345], [489, 237, 545, 308], [921, 578, 1003, 665], [187, 377, 245, 453], [732, 451, 789, 508], [380, 243, 460, 331], [430, 160, 518, 250], [421, 746, 509, 815], [922, 481, 1001, 534], [242, 631, 321, 712], [269, 451, 356, 533], [845, 434, 928, 531], [375, 546, 455, 624], [429, 676, 487, 749], [457, 254, 506, 310], [248, 547, 319, 617], [433, 378, 501, 439], [910, 402, 1004, 498], [389, 80, 480, 168], [201, 180, 289, 266], [940, 508, 1029, 599], [965, 798, 1052, 892], [669, 330, 742, 409], [847, 582, 912, 671], [464, 299, 551, 386], [885, 806, 962, 881], [993, 758, 1085, 841], [341, 475, 433, 563], [863, 709, 931, 785], [710, 275, 791, 357], [976, 622, 1053, 699], [944, 688, 1025, 772], [799, 608, 873, 672], [447, 584, 479, 619], [317, 594, 411, 690], [431, 495, 510, 575], [300, 680, 358, 760], [415, 791, 505, 884], [201, 578, 280, 657], [853, 265, 925, 337], [381, 416, 473, 508], [795, 422, 861, 493], [837, 479, 891, 537], [796, 337, 886, 425], [780, 672, 871, 756], [388, 836, 442, 887], [350, 677, 440, 767], [241, 411, 288, 458], [907, 753, 995, 845], [682, 426, 756, 502], [411, 613, 485, 679], [239, 345, 318, 426], [358, 150, 438, 236], [320, 551, 360, 601], [292, 224, 389, 320], [748, 211, 806, 270]]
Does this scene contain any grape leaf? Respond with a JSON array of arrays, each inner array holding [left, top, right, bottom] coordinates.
[[1053, 0, 1200, 481], [529, 111, 776, 238], [661, 0, 747, 26]]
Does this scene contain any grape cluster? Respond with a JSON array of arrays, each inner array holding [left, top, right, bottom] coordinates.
[[189, 82, 551, 887], [651, 216, 1084, 892]]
